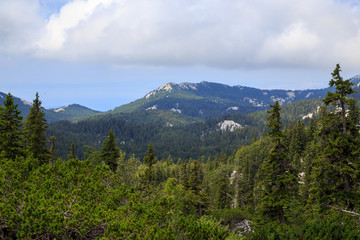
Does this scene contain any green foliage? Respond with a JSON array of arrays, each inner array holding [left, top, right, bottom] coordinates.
[[117, 153, 141, 186], [211, 208, 245, 228], [1, 157, 236, 239], [248, 211, 360, 240], [234, 137, 272, 209], [1, 157, 126, 238], [0, 93, 23, 159]]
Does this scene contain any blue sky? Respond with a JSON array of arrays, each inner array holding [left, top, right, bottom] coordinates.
[[1, 0, 360, 111]]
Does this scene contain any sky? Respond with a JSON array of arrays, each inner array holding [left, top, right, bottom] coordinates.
[[1, 0, 360, 111]]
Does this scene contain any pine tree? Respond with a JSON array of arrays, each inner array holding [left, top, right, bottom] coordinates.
[[309, 65, 360, 211], [323, 63, 356, 134], [101, 129, 119, 172], [67, 142, 76, 160], [256, 101, 297, 223], [23, 93, 49, 164], [0, 93, 23, 159], [144, 143, 157, 185]]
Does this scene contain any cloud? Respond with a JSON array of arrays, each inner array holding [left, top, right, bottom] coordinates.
[[2, 0, 360, 70], [0, 0, 42, 56]]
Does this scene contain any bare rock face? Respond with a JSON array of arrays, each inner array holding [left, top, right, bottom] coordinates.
[[217, 120, 243, 132]]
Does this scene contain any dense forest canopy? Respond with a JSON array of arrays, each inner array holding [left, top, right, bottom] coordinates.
[[1, 65, 360, 239]]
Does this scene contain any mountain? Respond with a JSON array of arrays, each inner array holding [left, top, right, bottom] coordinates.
[[0, 92, 100, 123], [109, 81, 331, 120]]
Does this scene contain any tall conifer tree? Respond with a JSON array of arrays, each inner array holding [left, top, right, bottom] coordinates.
[[256, 101, 297, 223], [323, 63, 356, 134], [0, 93, 23, 159], [310, 64, 360, 211], [101, 129, 119, 172], [23, 92, 49, 164]]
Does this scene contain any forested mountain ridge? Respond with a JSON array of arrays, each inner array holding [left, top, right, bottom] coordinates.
[[110, 80, 331, 119], [0, 92, 100, 123]]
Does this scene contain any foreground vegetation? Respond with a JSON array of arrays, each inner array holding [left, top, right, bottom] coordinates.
[[1, 64, 360, 239]]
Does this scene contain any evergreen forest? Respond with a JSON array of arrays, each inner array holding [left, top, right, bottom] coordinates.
[[2, 64, 360, 239]]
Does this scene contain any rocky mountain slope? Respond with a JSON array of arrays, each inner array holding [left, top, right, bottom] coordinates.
[[110, 81, 332, 120]]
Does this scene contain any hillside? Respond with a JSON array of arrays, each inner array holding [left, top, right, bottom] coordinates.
[[47, 98, 322, 160]]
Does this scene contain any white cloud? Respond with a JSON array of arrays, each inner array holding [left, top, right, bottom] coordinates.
[[0, 0, 42, 55], [2, 0, 360, 70], [257, 22, 321, 66]]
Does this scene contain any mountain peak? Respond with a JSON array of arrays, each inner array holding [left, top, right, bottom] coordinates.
[[145, 82, 175, 99], [178, 82, 198, 90]]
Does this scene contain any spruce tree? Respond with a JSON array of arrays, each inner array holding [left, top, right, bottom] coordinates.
[[23, 92, 49, 164], [309, 65, 360, 211], [144, 143, 157, 185], [323, 63, 356, 134], [101, 129, 119, 172], [256, 101, 297, 223], [67, 142, 76, 160], [0, 93, 23, 159]]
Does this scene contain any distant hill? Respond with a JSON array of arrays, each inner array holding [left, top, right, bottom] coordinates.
[[0, 92, 100, 123], [45, 104, 101, 122]]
